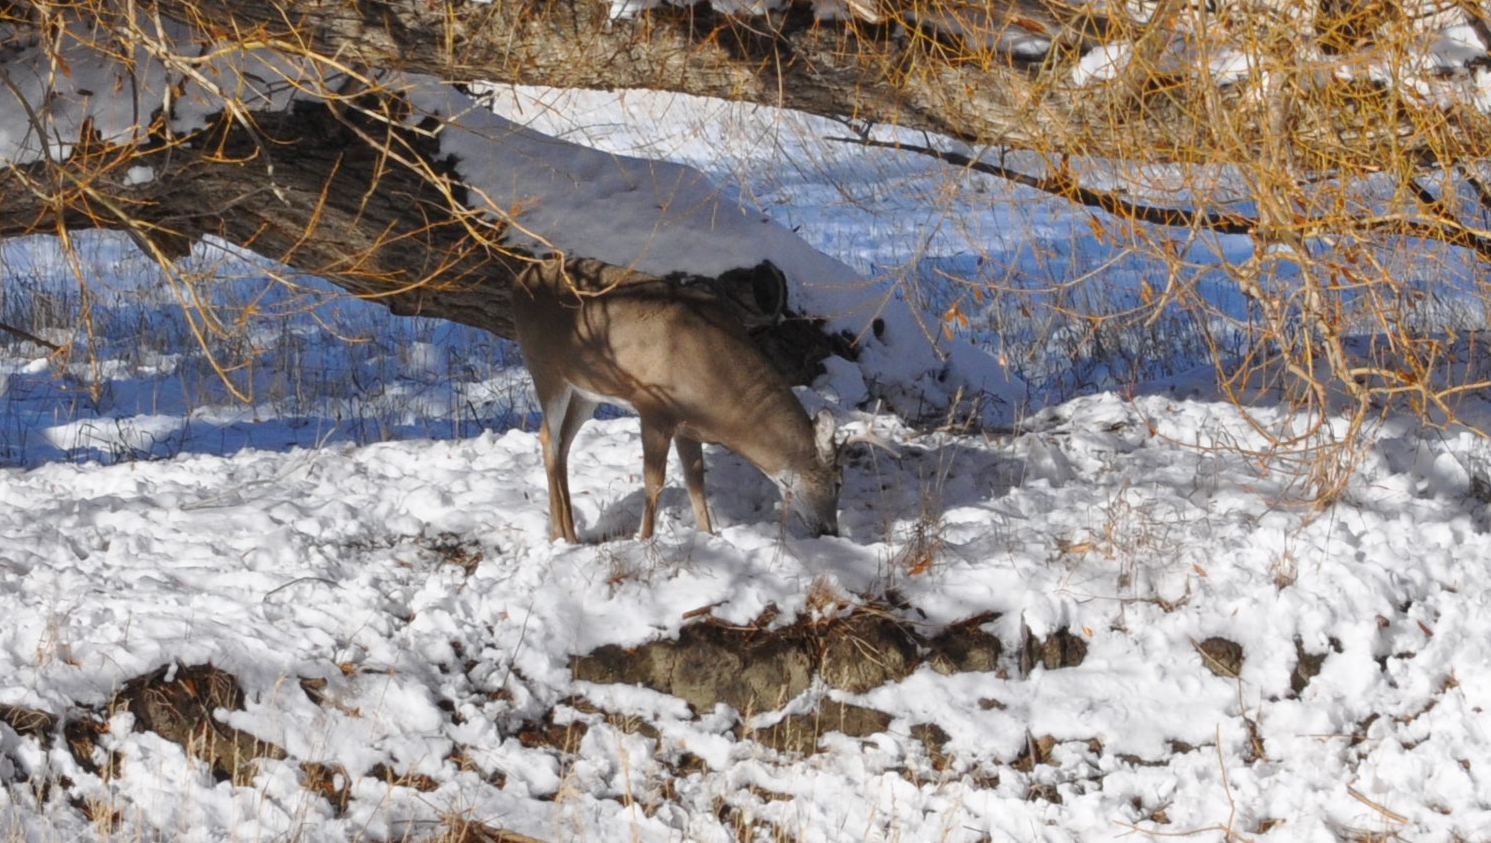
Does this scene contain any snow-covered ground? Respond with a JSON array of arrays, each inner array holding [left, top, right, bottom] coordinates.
[[5, 383, 1491, 842], [4, 87, 1491, 843]]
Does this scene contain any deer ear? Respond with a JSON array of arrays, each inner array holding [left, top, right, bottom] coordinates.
[[813, 408, 838, 463]]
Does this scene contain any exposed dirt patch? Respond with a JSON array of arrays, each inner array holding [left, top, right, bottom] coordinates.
[[1291, 637, 1334, 695], [1013, 733, 1059, 772], [748, 700, 894, 754], [573, 605, 1003, 717], [114, 663, 287, 783], [0, 703, 56, 741], [928, 612, 1004, 674], [516, 709, 590, 754], [300, 761, 353, 814], [566, 605, 1010, 756], [440, 818, 553, 843], [1020, 625, 1088, 672], [816, 611, 921, 694], [0, 609, 1353, 840], [61, 715, 106, 776], [910, 722, 953, 769], [413, 530, 487, 574], [1195, 636, 1245, 678], [0, 704, 59, 785], [3, 664, 285, 789]]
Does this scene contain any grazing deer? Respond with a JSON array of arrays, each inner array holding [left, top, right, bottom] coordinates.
[[512, 258, 841, 542]]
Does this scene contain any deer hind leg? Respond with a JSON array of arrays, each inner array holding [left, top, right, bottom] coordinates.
[[674, 436, 712, 534], [540, 387, 597, 543], [638, 420, 673, 540]]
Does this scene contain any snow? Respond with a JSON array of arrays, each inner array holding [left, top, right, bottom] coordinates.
[[4, 389, 1491, 842], [6, 8, 1491, 843]]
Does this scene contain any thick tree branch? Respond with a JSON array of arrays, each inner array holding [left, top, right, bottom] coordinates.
[[839, 135, 1258, 233], [847, 136, 1491, 262], [150, 0, 1028, 144], [121, 0, 1491, 168]]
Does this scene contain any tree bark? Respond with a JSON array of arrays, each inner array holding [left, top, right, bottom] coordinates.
[[0, 99, 526, 337]]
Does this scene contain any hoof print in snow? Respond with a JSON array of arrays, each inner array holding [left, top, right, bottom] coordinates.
[[1019, 625, 1088, 673], [1195, 637, 1245, 678], [114, 663, 285, 784]]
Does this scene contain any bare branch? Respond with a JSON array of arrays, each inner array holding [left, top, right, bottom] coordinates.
[[0, 318, 60, 350], [834, 135, 1257, 233]]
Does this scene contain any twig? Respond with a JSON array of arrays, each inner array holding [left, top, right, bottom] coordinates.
[[682, 602, 722, 620], [262, 577, 340, 600], [1214, 725, 1246, 842], [0, 319, 61, 351], [1345, 785, 1409, 824]]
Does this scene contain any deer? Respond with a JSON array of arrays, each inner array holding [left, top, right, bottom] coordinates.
[[512, 257, 842, 543]]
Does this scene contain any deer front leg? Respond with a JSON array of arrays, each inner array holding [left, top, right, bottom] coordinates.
[[638, 421, 672, 540], [674, 436, 712, 533]]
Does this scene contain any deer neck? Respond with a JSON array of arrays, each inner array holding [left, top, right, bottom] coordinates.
[[699, 381, 818, 481]]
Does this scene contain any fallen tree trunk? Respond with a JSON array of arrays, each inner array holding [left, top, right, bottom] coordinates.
[[0, 97, 848, 381]]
